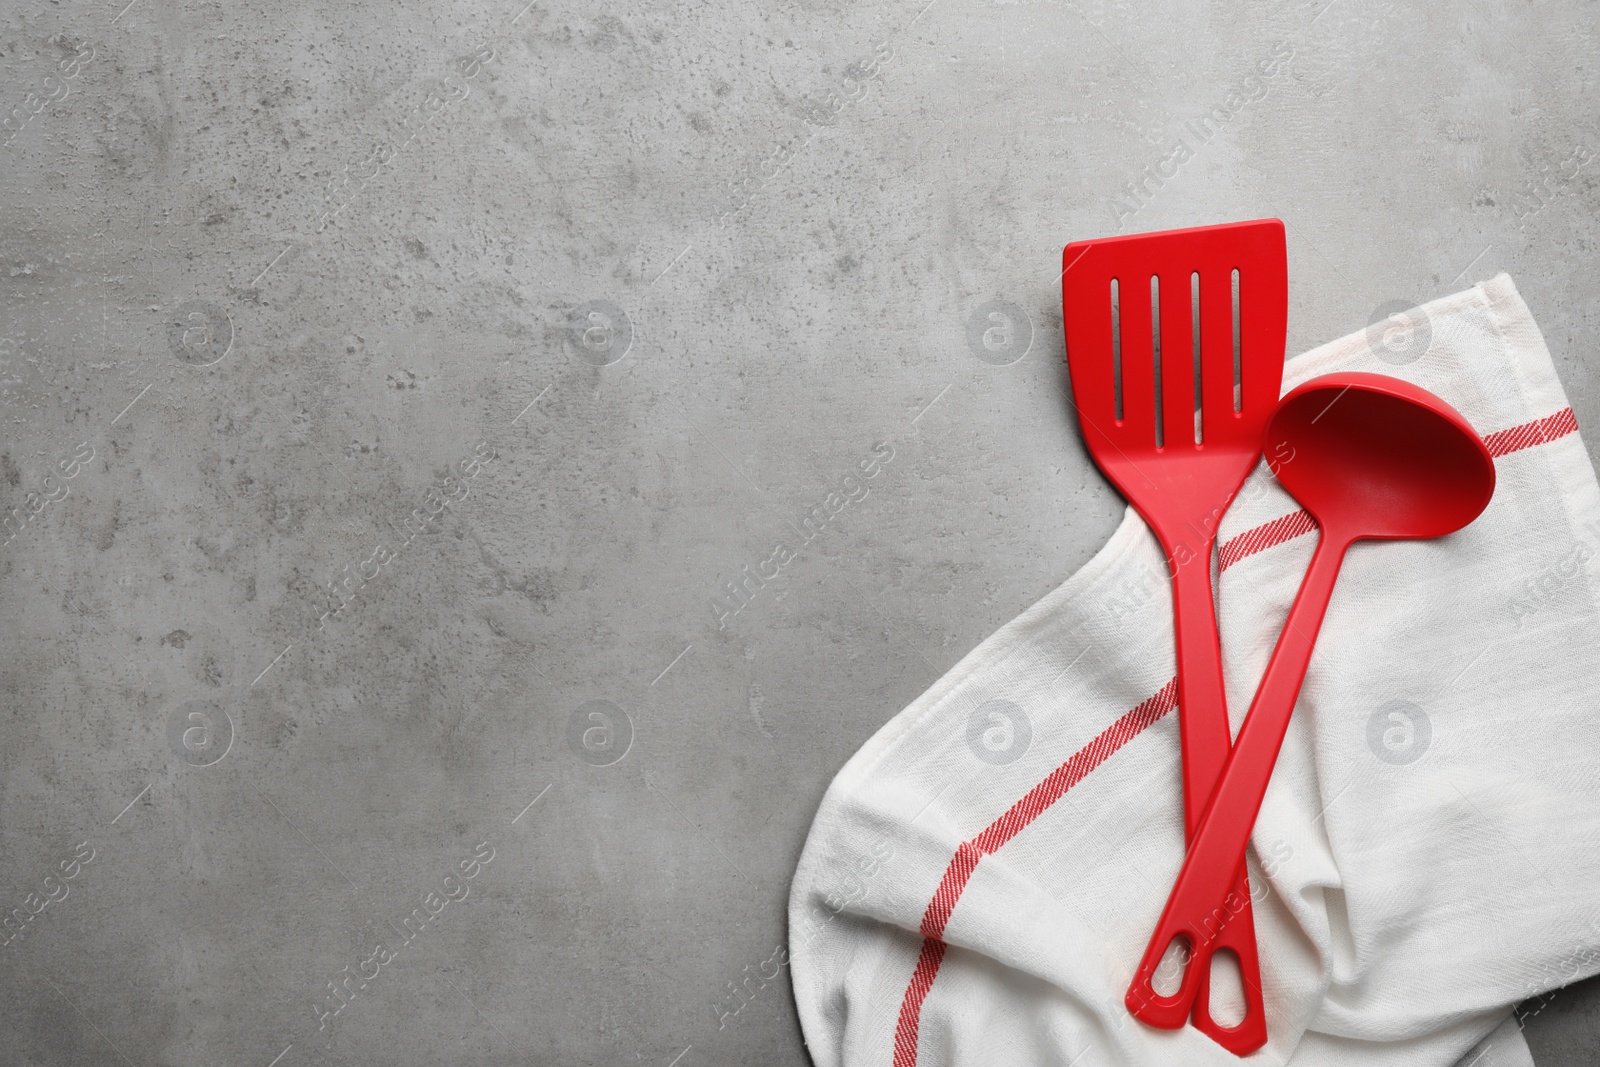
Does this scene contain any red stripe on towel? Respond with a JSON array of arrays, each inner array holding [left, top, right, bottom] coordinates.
[[1483, 407, 1578, 457], [891, 680, 1179, 1067]]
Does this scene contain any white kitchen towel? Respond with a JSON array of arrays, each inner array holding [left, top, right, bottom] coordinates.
[[788, 273, 1596, 1067]]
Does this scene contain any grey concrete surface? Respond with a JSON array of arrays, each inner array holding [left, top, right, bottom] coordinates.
[[0, 0, 1595, 1064]]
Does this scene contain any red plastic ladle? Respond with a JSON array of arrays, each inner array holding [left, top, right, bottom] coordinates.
[[1125, 372, 1497, 1025]]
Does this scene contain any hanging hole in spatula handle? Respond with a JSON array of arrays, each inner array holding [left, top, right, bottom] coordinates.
[[1125, 926, 1203, 1029]]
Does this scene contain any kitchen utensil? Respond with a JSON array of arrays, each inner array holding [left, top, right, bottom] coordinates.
[[1125, 372, 1497, 1029], [1062, 219, 1287, 1052]]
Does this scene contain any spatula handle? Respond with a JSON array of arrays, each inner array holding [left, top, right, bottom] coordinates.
[[1127, 533, 1348, 1039], [1123, 538, 1266, 1053]]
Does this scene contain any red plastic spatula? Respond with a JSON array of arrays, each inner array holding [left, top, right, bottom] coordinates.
[[1061, 219, 1287, 1054], [1126, 373, 1496, 1033]]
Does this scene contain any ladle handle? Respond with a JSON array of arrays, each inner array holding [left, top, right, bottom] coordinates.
[[1127, 532, 1349, 1032]]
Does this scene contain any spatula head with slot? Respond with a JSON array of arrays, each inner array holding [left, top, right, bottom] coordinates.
[[1061, 219, 1288, 551]]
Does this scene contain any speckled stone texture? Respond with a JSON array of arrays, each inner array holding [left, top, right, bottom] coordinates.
[[0, 0, 1594, 1064]]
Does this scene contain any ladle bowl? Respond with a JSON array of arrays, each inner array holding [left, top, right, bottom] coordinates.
[[1271, 373, 1496, 543]]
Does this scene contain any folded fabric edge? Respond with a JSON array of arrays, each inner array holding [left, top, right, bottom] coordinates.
[[1477, 273, 1569, 420], [816, 504, 1151, 798], [1451, 1012, 1536, 1067]]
